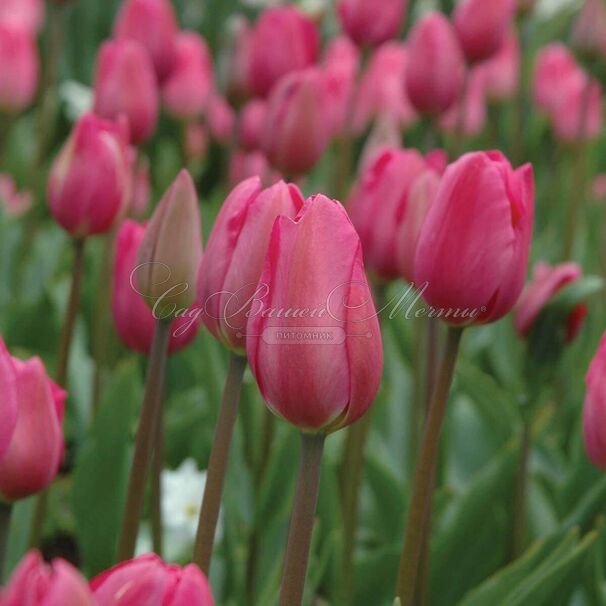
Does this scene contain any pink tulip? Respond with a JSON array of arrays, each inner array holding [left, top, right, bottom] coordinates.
[[93, 39, 160, 144], [424, 149, 448, 175], [113, 0, 178, 82], [246, 194, 383, 432], [262, 68, 331, 176], [198, 177, 303, 353], [248, 6, 319, 98], [162, 32, 213, 121], [592, 174, 606, 200], [4, 550, 95, 606], [0, 337, 17, 463], [357, 115, 402, 173], [0, 22, 38, 114], [514, 262, 586, 342], [91, 554, 214, 606], [237, 99, 267, 151], [571, 0, 606, 60], [439, 67, 487, 137], [453, 0, 516, 64], [48, 113, 131, 238], [584, 333, 606, 468], [0, 0, 44, 33], [206, 94, 235, 144], [0, 173, 32, 217], [337, 0, 407, 47], [480, 28, 520, 102], [348, 147, 428, 281], [228, 149, 280, 189], [415, 151, 534, 326], [405, 12, 466, 116]]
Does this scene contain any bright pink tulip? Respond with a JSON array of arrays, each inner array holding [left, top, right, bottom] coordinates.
[[113, 0, 178, 82], [47, 113, 131, 238], [0, 22, 38, 114], [248, 6, 319, 98], [246, 195, 383, 432], [0, 173, 32, 217], [113, 220, 201, 355], [93, 39, 159, 144], [405, 12, 466, 116], [262, 68, 331, 176], [348, 147, 428, 281], [228, 149, 280, 189], [206, 94, 235, 144], [480, 28, 520, 102], [337, 0, 407, 47], [584, 333, 606, 468], [439, 67, 487, 137], [198, 177, 303, 353], [0, 0, 44, 33], [453, 0, 516, 64], [162, 32, 213, 121], [91, 554, 214, 606], [0, 337, 17, 463], [415, 151, 534, 326], [571, 0, 606, 59], [237, 99, 267, 151], [4, 550, 95, 606], [514, 262, 586, 342]]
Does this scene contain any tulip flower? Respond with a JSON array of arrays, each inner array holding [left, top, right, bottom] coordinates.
[[47, 113, 132, 238], [113, 0, 178, 82], [198, 177, 303, 353], [348, 147, 428, 281], [93, 39, 160, 144], [571, 0, 606, 60], [228, 149, 280, 188], [162, 32, 213, 121], [480, 28, 520, 102], [237, 99, 267, 151], [248, 6, 319, 97], [337, 0, 407, 47], [91, 554, 214, 606], [415, 151, 534, 326], [0, 0, 44, 33], [4, 550, 95, 606], [439, 67, 487, 137], [405, 12, 466, 116], [357, 115, 402, 172], [0, 22, 38, 114], [206, 94, 235, 145], [262, 68, 331, 176], [0, 337, 17, 463], [583, 333, 606, 469]]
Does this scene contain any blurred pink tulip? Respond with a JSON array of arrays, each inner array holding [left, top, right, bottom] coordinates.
[[48, 113, 131, 238], [584, 333, 606, 468], [480, 28, 520, 102], [0, 173, 32, 217], [571, 0, 606, 59], [184, 122, 209, 164], [228, 149, 280, 189], [206, 94, 235, 144], [237, 99, 267, 151], [415, 151, 534, 326], [424, 149, 448, 175], [0, 337, 17, 463], [439, 67, 487, 137], [592, 174, 606, 200], [0, 0, 44, 33], [357, 115, 402, 173], [337, 0, 407, 47], [93, 39, 160, 144], [246, 194, 383, 433]]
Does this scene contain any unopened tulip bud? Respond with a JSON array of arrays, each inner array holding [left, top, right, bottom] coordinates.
[[0, 337, 17, 463], [237, 99, 267, 151], [0, 0, 44, 33], [206, 94, 235, 144], [337, 0, 407, 47], [571, 0, 606, 60], [480, 28, 520, 102], [584, 333, 606, 468], [439, 67, 487, 137], [228, 149, 280, 188]]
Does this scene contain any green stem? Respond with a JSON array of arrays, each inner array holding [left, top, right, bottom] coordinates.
[[193, 353, 247, 574], [279, 433, 326, 606], [396, 327, 464, 605], [117, 320, 171, 562], [510, 420, 531, 560], [150, 372, 166, 557], [0, 501, 12, 583]]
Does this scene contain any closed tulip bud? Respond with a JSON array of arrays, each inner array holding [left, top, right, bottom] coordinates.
[[248, 6, 319, 98], [48, 113, 131, 238], [480, 28, 520, 102], [0, 337, 17, 463], [584, 333, 606, 468], [337, 0, 407, 47], [453, 0, 516, 64], [92, 554, 214, 606], [206, 94, 235, 144], [198, 177, 303, 353], [0, 0, 44, 34], [0, 22, 38, 114], [571, 0, 606, 60], [93, 39, 160, 144], [136, 170, 202, 315], [238, 99, 267, 151], [113, 0, 178, 82], [262, 68, 330, 176], [4, 550, 95, 606], [113, 220, 201, 355], [228, 149, 280, 188], [348, 147, 428, 281], [405, 12, 466, 116], [439, 67, 487, 137], [162, 32, 213, 121], [415, 151, 534, 326]]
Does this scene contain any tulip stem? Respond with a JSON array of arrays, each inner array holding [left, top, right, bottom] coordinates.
[[0, 501, 12, 583], [510, 419, 531, 560], [280, 432, 326, 606], [117, 320, 171, 562], [150, 372, 166, 557], [396, 326, 464, 605], [193, 353, 247, 574]]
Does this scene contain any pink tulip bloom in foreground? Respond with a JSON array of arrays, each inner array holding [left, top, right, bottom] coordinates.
[[0, 336, 17, 463], [91, 554, 214, 606], [584, 333, 606, 469], [415, 151, 534, 326], [3, 550, 95, 606], [337, 0, 407, 47], [247, 195, 383, 433]]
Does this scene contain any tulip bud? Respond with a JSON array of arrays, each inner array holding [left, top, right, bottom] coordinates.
[[162, 32, 213, 121], [439, 67, 487, 137], [0, 22, 38, 114], [337, 0, 407, 47], [415, 151, 534, 326], [584, 333, 606, 469], [405, 12, 466, 116], [198, 177, 303, 353], [228, 150, 280, 189], [0, 0, 44, 34], [93, 39, 160, 144], [237, 99, 267, 151], [113, 0, 178, 82], [348, 147, 428, 281], [4, 550, 95, 606], [206, 94, 235, 144], [571, 0, 606, 60], [480, 28, 520, 102], [453, 0, 516, 64], [136, 170, 203, 315], [246, 195, 383, 433], [113, 220, 201, 355], [262, 68, 331, 176], [48, 113, 131, 238], [91, 554, 214, 606], [248, 6, 319, 97], [0, 337, 17, 463]]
